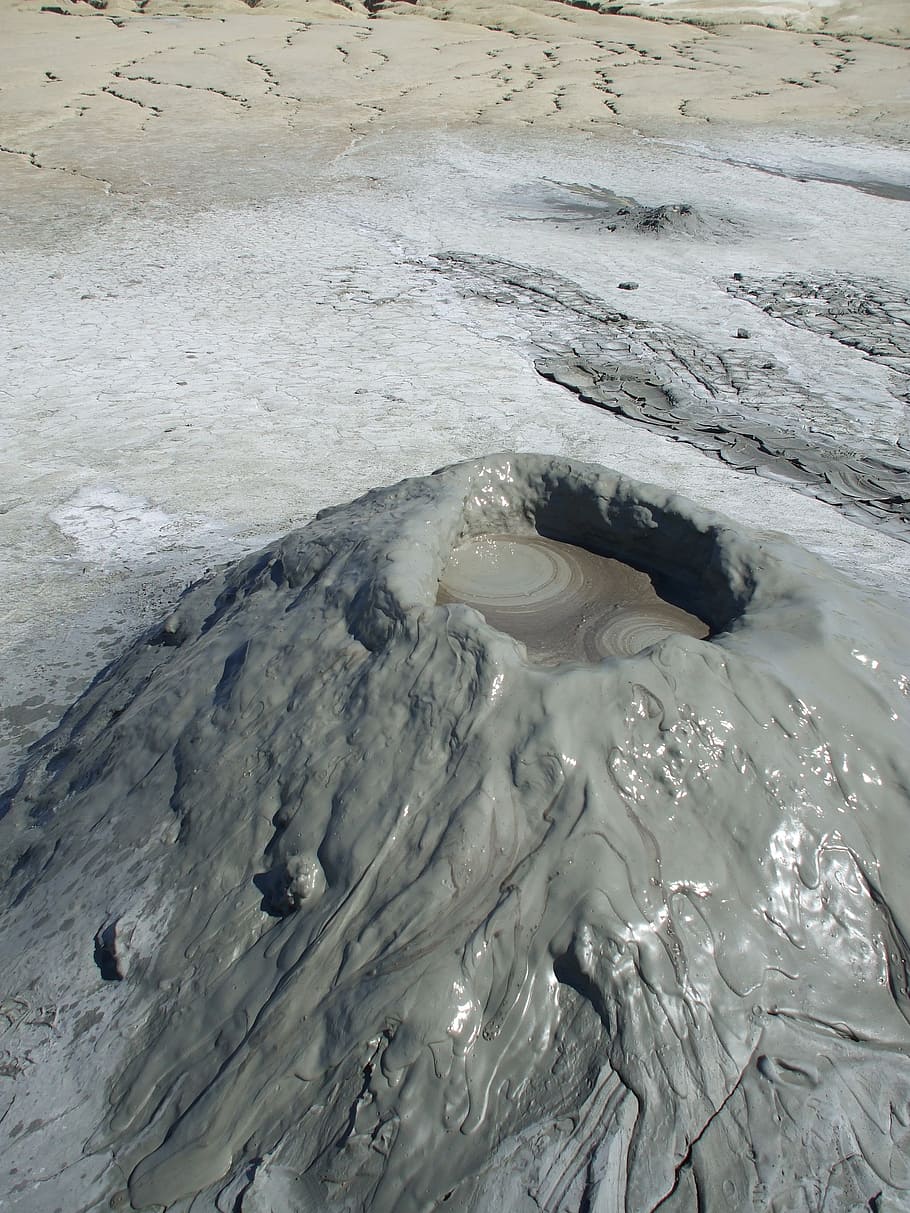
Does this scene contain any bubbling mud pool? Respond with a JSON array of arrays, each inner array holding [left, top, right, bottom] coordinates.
[[437, 533, 710, 663]]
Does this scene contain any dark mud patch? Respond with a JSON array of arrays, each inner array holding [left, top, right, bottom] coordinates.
[[508, 180, 738, 238]]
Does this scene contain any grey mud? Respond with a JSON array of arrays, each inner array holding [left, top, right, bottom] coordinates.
[[437, 534, 709, 664], [2, 454, 909, 1212]]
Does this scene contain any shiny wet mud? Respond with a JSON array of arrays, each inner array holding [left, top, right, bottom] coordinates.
[[437, 533, 710, 663]]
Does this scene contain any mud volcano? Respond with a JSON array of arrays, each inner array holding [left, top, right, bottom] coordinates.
[[2, 453, 910, 1213], [514, 182, 734, 238]]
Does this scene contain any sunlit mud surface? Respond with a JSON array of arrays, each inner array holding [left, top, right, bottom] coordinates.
[[435, 252, 910, 537], [720, 157, 910, 201], [2, 3, 910, 1209], [3, 453, 909, 1213], [4, 124, 910, 785], [437, 534, 709, 663], [726, 272, 910, 403]]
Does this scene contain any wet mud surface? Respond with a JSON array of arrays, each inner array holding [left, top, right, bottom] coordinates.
[[722, 159, 910, 202], [509, 181, 737, 238], [2, 454, 910, 1212], [1, 2, 910, 1207], [437, 533, 709, 663]]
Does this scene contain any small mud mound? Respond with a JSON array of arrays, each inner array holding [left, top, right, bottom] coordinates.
[[511, 180, 737, 237]]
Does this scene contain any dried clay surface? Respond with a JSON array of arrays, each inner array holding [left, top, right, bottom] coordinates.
[[435, 253, 910, 534], [3, 0, 910, 216], [2, 454, 910, 1213], [726, 273, 910, 400]]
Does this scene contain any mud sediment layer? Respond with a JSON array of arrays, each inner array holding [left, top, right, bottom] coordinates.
[[437, 533, 709, 663], [727, 272, 910, 403], [511, 182, 737, 239]]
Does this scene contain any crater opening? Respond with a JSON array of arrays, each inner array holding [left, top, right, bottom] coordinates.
[[436, 533, 709, 665]]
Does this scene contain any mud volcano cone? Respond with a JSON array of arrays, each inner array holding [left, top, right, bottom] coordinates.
[[2, 453, 910, 1213]]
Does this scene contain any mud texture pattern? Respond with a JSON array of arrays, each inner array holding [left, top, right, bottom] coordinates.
[[2, 453, 910, 1213], [437, 534, 709, 663], [434, 254, 910, 537], [727, 273, 910, 404]]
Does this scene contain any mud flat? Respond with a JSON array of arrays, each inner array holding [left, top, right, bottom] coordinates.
[[726, 272, 910, 397], [2, 454, 910, 1212], [508, 182, 738, 239], [437, 253, 910, 536]]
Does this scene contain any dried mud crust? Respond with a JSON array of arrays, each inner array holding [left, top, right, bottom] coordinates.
[[727, 272, 910, 399], [4, 0, 910, 208], [433, 253, 910, 538], [2, 454, 910, 1213]]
